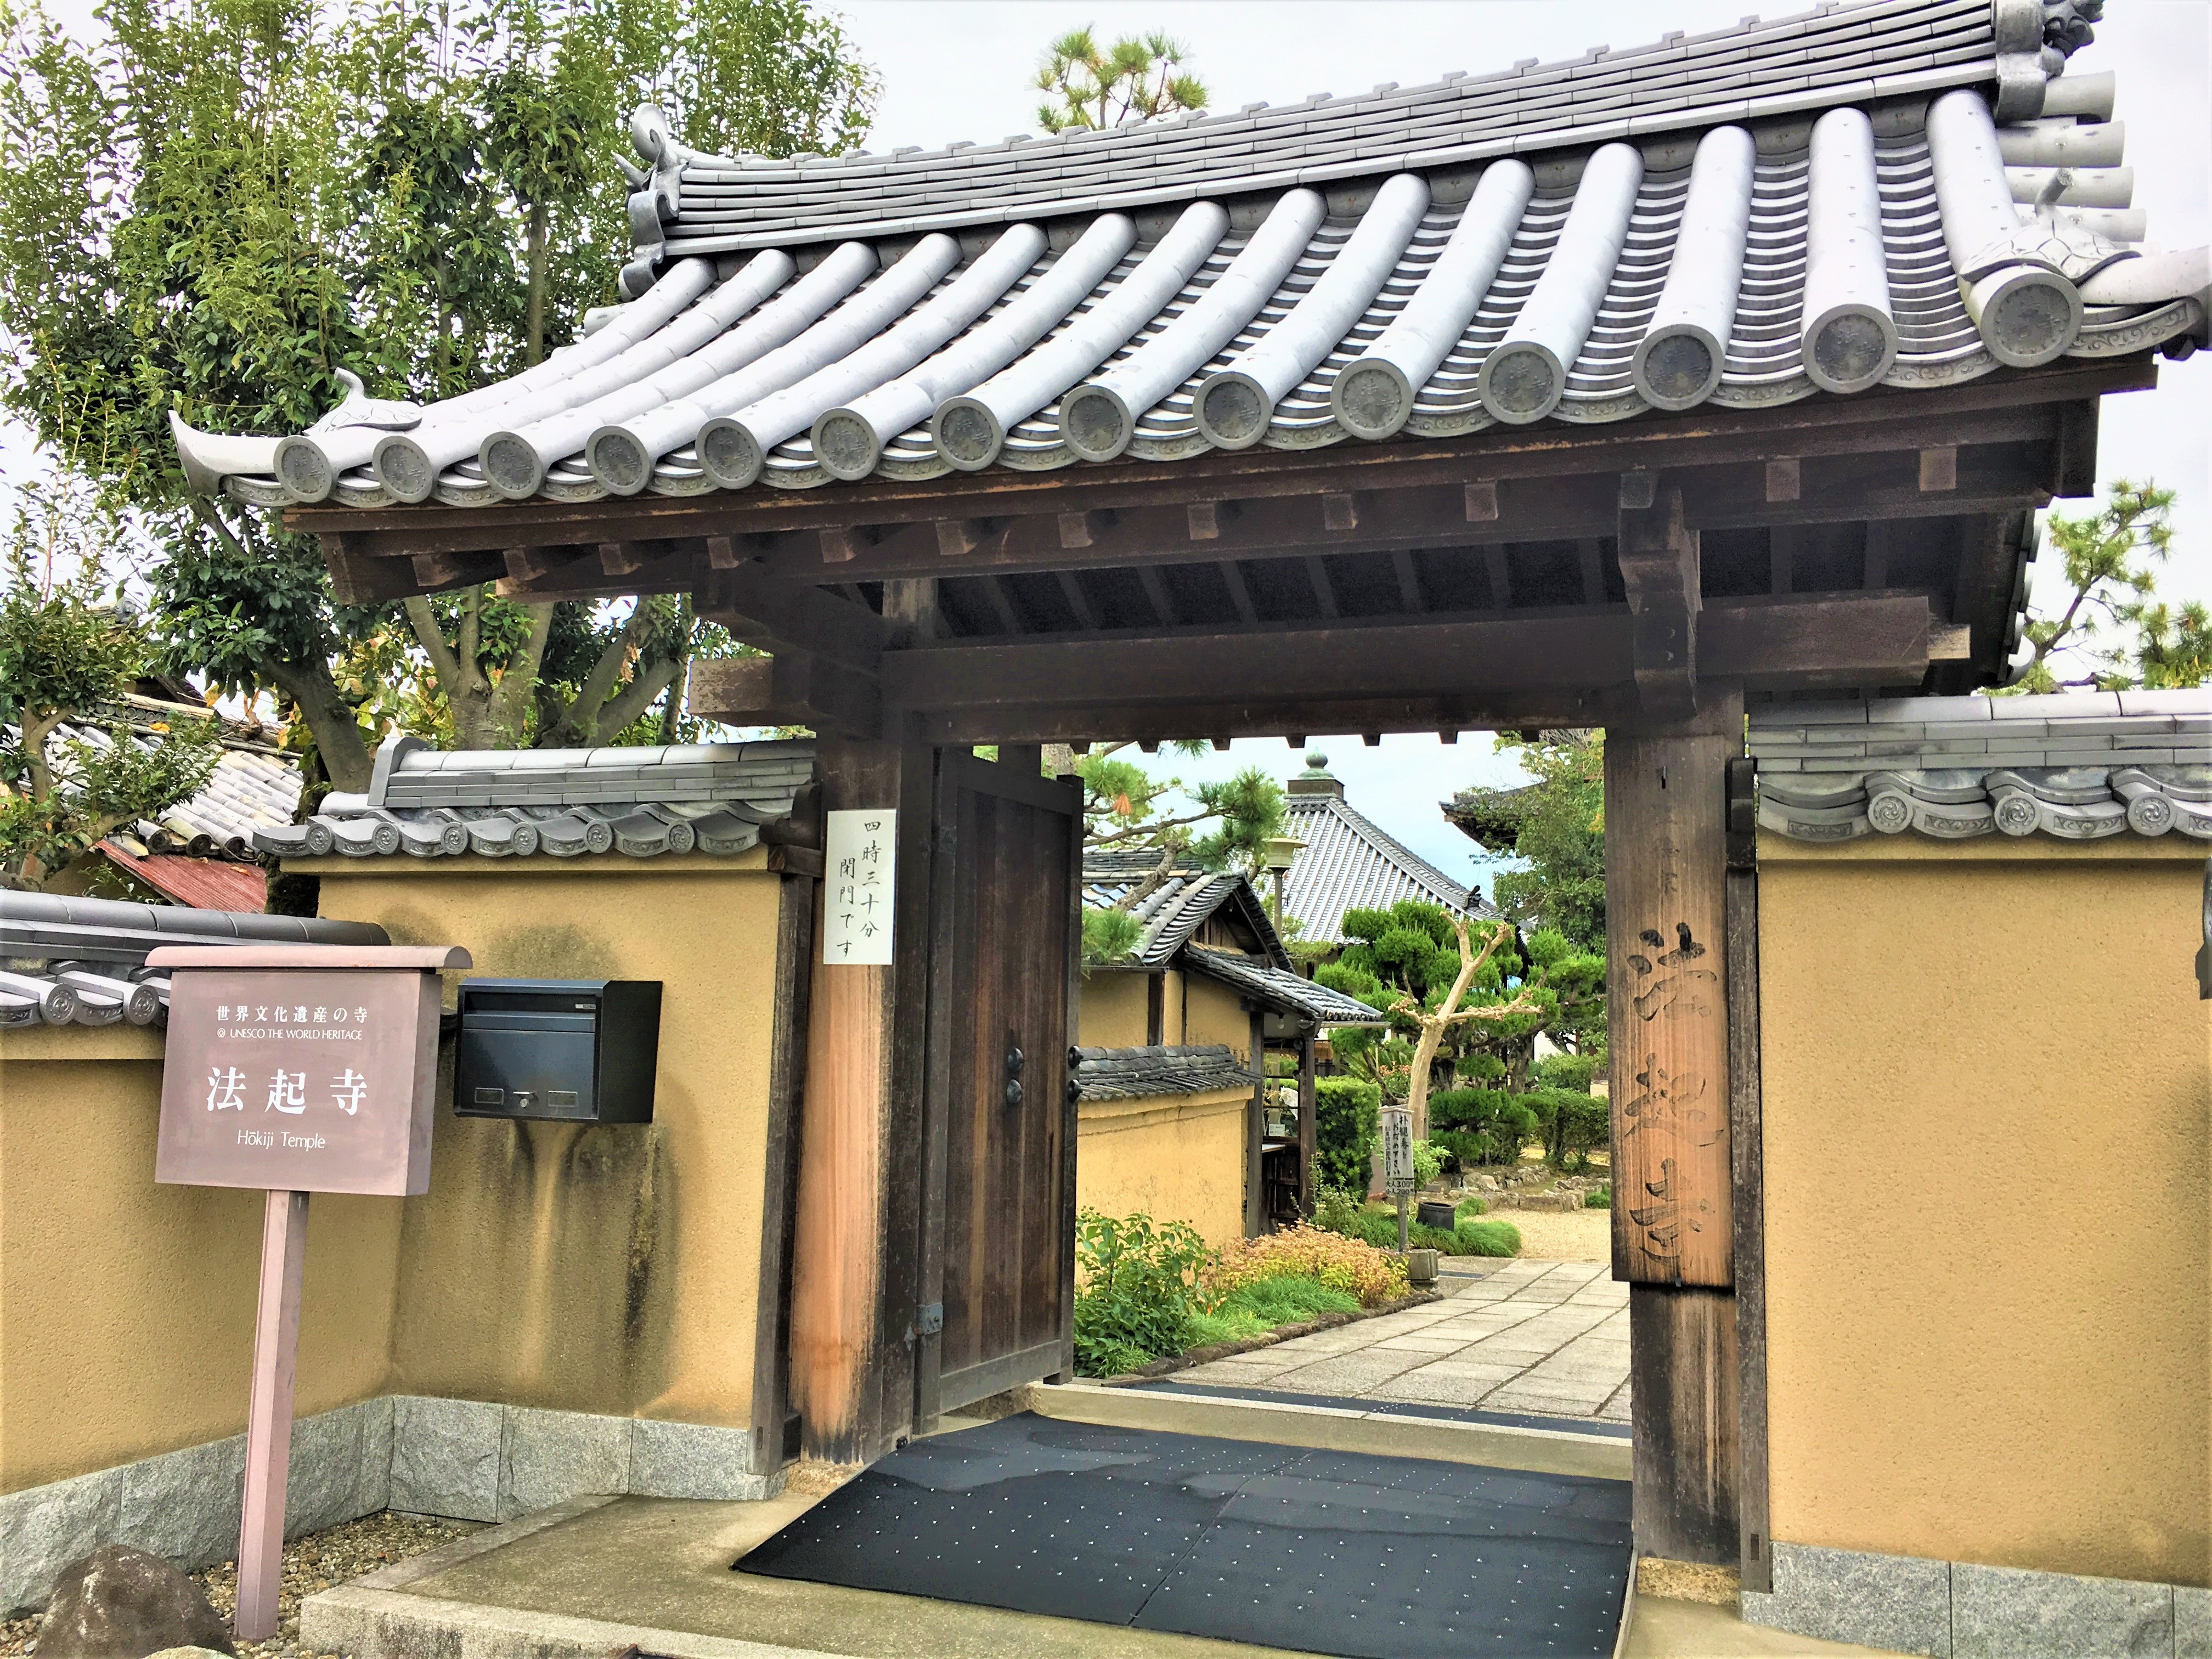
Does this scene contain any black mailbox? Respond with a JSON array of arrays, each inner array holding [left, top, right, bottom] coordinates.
[[454, 979, 661, 1124]]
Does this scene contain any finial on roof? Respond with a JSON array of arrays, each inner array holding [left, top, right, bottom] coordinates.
[[1303, 750, 1329, 773]]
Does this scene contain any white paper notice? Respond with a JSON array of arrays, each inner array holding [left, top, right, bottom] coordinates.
[[823, 809, 896, 964]]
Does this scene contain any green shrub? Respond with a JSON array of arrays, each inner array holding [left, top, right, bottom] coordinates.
[[1319, 1200, 1519, 1258], [1523, 1082, 1610, 1170], [1072, 1209, 1217, 1376], [1585, 1185, 1611, 1209], [1186, 1276, 1362, 1346], [1313, 1076, 1381, 1192], [1430, 1087, 1537, 1167], [1456, 1219, 1522, 1256], [1312, 1182, 1364, 1236], [1412, 1137, 1446, 1187]]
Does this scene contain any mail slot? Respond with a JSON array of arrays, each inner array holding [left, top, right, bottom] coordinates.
[[453, 979, 661, 1124]]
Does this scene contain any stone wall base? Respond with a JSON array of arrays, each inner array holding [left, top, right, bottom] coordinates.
[[1740, 1541, 2211, 1659], [0, 1397, 783, 1615]]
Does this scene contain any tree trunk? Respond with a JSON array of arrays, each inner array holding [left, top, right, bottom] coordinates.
[[260, 656, 373, 794], [524, 199, 549, 367]]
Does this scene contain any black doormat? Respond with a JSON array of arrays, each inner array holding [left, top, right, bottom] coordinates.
[[737, 1413, 1631, 1658]]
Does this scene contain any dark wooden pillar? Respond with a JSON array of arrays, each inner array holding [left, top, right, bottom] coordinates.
[[787, 730, 936, 1464], [1297, 1032, 1317, 1217], [1727, 757, 1772, 1591], [749, 860, 818, 1477], [1605, 685, 1743, 1564], [1245, 1008, 1266, 1238]]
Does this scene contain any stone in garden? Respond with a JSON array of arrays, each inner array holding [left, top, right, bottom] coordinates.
[[36, 1545, 237, 1659]]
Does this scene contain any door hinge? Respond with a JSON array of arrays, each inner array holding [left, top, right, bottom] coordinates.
[[916, 1301, 944, 1338]]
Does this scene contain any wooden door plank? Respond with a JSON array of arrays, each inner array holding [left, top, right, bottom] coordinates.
[[912, 751, 962, 1425], [1056, 777, 1083, 1380]]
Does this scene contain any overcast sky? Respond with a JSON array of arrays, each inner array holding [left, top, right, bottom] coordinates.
[[5, 1, 2207, 876]]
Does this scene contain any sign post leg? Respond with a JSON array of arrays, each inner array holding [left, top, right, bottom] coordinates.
[[236, 1189, 309, 1643]]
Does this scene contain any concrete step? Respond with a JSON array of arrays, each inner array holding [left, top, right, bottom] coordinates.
[[1023, 1379, 1633, 1482]]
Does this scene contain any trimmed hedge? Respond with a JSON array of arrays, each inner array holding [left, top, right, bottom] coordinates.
[[1314, 1075, 1381, 1192]]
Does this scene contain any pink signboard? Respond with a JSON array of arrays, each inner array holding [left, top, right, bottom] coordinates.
[[147, 941, 466, 1643], [153, 945, 465, 1197]]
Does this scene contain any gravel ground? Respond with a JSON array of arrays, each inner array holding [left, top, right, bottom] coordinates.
[[0, 1510, 477, 1659], [1496, 1205, 1612, 1260]]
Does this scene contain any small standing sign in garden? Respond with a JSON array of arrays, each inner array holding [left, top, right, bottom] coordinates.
[[151, 941, 469, 1641], [1382, 1103, 1415, 1252]]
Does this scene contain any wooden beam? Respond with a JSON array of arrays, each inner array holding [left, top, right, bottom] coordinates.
[[1322, 492, 1360, 532], [1187, 500, 1230, 540], [1218, 561, 1259, 625], [1245, 1009, 1266, 1239], [881, 577, 940, 648], [936, 519, 982, 557], [1391, 550, 1425, 612], [410, 550, 503, 592], [1136, 566, 1179, 627], [599, 540, 647, 575], [1304, 556, 1339, 619], [1616, 481, 1701, 719], [1610, 696, 1741, 1566], [1764, 458, 1801, 503], [687, 651, 882, 737], [749, 864, 817, 1479], [1726, 757, 1771, 1593], [1577, 539, 1606, 607], [1606, 695, 1736, 1290], [1054, 571, 1100, 631], [1465, 479, 1499, 522], [1059, 510, 1111, 549], [882, 594, 1937, 714], [912, 689, 1630, 746], [1483, 546, 1513, 610], [2053, 399, 2099, 500], [503, 544, 585, 584], [1632, 1285, 1742, 1564], [977, 573, 1023, 634], [1919, 445, 1959, 491], [698, 562, 885, 672]]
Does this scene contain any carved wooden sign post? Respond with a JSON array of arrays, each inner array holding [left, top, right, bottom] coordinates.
[[1605, 726, 1734, 1288], [151, 942, 470, 1642]]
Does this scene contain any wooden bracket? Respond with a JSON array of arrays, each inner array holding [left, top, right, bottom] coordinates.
[[1617, 479, 1701, 719], [1322, 492, 1361, 532], [699, 562, 885, 672], [1764, 459, 1801, 503], [1464, 479, 1499, 522], [1187, 500, 1240, 541], [1057, 509, 1117, 550], [1918, 447, 1959, 492], [687, 651, 881, 738]]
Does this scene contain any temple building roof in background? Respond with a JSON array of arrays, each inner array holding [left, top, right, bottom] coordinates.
[[1750, 687, 2211, 840], [254, 732, 816, 861], [176, 0, 2207, 516], [1081, 849, 1286, 968], [1179, 945, 1392, 1027], [1280, 754, 1493, 945]]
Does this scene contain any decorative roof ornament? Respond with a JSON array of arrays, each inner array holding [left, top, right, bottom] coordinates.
[[302, 369, 421, 437], [622, 105, 693, 300], [1991, 0, 2100, 118]]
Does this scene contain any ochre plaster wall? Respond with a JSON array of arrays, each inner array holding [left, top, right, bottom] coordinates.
[[310, 850, 783, 1431], [1077, 970, 1150, 1048], [0, 1029, 401, 1493], [1076, 1089, 1250, 1249], [1758, 834, 2210, 1587], [1183, 975, 1251, 1055]]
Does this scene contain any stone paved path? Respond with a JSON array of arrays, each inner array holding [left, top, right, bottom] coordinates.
[[1177, 1257, 1631, 1423]]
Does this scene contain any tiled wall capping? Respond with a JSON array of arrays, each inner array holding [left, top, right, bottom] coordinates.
[[0, 1396, 781, 1615], [1741, 1541, 2207, 1659]]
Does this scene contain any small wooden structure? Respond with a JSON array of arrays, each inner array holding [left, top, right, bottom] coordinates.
[[170, 0, 2208, 1571]]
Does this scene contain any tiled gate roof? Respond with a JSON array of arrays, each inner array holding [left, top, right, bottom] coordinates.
[[176, 1, 2206, 514]]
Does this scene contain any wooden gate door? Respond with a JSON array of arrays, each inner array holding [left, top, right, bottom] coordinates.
[[914, 749, 1082, 1424]]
